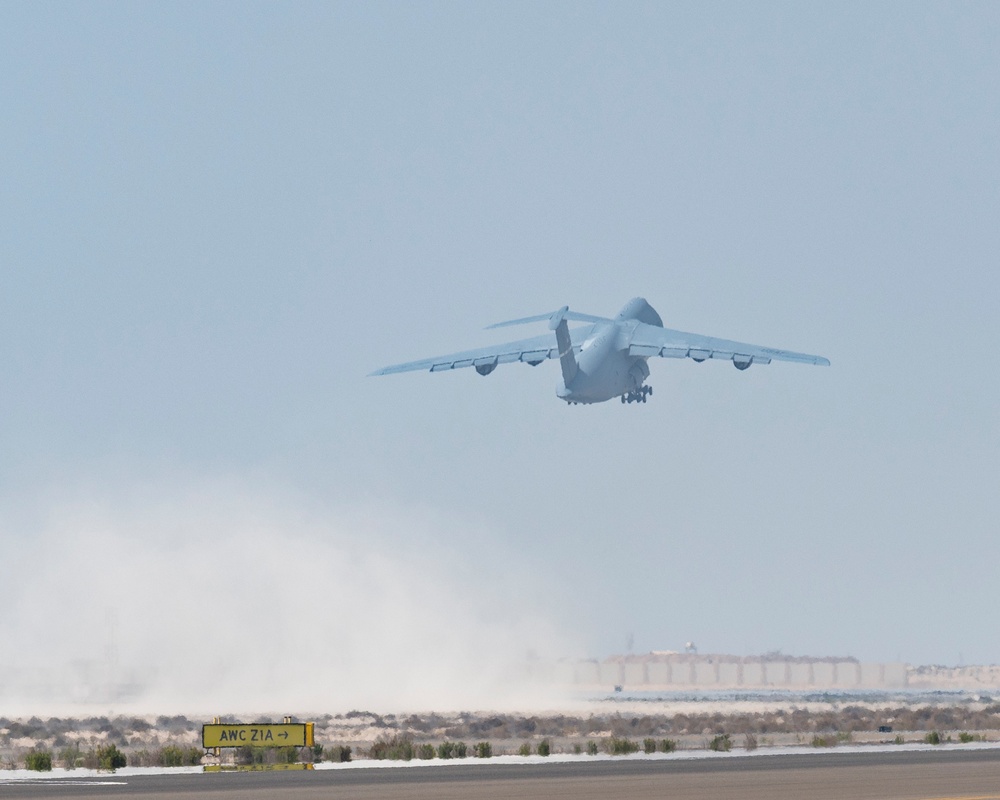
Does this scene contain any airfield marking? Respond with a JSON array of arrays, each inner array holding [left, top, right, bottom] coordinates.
[[0, 780, 128, 786]]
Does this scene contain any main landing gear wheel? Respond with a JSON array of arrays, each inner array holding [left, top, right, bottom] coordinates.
[[622, 386, 653, 404]]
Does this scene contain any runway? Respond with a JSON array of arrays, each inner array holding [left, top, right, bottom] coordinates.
[[3, 749, 1000, 800]]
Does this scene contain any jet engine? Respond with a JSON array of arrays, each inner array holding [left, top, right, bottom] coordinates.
[[475, 358, 497, 376]]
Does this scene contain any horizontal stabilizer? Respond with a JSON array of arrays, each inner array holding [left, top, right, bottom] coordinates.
[[486, 307, 610, 330]]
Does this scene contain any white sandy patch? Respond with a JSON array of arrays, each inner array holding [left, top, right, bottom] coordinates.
[[5, 742, 1000, 783]]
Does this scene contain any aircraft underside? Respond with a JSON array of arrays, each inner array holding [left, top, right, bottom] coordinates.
[[559, 351, 652, 405]]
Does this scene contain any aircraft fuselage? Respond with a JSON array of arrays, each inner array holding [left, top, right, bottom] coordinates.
[[555, 319, 651, 404]]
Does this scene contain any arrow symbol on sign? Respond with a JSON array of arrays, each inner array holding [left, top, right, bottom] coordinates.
[[280, 732, 288, 740]]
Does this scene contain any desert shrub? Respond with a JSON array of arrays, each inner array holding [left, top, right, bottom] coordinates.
[[958, 732, 979, 743], [924, 731, 941, 745], [417, 744, 435, 759], [606, 736, 639, 755], [235, 746, 260, 765], [536, 739, 550, 757], [811, 735, 836, 748], [518, 742, 532, 756], [370, 735, 413, 761], [454, 741, 467, 758], [643, 738, 656, 754], [744, 733, 758, 751], [894, 734, 904, 745], [155, 716, 195, 734], [587, 740, 599, 755], [59, 745, 82, 770], [474, 741, 492, 758], [708, 734, 731, 752], [437, 741, 455, 759], [162, 746, 185, 767], [274, 746, 299, 764], [25, 751, 52, 771], [105, 728, 128, 747], [324, 745, 352, 763], [659, 739, 677, 753], [97, 744, 127, 772]]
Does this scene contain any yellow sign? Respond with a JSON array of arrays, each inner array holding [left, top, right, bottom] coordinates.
[[203, 723, 314, 748]]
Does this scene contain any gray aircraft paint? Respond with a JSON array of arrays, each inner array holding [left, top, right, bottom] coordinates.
[[372, 298, 829, 405]]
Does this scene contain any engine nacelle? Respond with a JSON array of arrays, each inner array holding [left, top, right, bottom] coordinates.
[[733, 355, 752, 371], [475, 362, 497, 376]]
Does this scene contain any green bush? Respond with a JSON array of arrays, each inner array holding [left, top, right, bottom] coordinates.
[[59, 745, 82, 770], [924, 731, 941, 745], [454, 741, 467, 758], [606, 736, 639, 755], [370, 735, 413, 761], [518, 742, 532, 756], [417, 743, 435, 759], [744, 733, 758, 751], [708, 734, 732, 752], [893, 734, 905, 745], [811, 735, 836, 748], [97, 744, 127, 772], [643, 738, 656, 754], [324, 745, 352, 763], [235, 746, 265, 765], [659, 739, 677, 753], [586, 740, 599, 756], [25, 751, 52, 771], [958, 732, 979, 743], [274, 746, 300, 764], [536, 739, 550, 757], [439, 741, 453, 759], [474, 741, 492, 758]]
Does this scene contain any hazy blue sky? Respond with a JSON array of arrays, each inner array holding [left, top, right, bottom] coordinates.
[[2, 2, 999, 708]]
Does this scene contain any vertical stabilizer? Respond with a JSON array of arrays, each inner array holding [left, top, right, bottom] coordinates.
[[549, 307, 579, 386]]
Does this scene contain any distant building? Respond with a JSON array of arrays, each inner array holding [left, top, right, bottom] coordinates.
[[556, 652, 912, 690]]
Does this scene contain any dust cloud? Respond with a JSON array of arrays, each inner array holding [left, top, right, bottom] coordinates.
[[0, 479, 576, 716]]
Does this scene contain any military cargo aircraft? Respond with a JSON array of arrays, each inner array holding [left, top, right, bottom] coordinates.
[[371, 297, 829, 405]]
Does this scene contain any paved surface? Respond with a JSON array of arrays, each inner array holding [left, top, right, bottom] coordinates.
[[3, 749, 1000, 799]]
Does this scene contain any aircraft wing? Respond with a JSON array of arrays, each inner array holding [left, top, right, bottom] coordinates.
[[626, 322, 830, 368], [370, 328, 591, 376]]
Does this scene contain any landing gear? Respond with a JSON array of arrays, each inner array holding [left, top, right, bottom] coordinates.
[[622, 386, 652, 404]]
